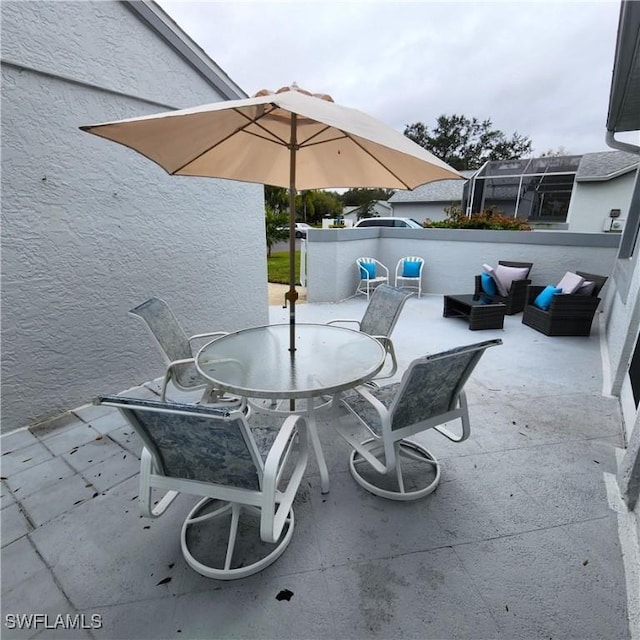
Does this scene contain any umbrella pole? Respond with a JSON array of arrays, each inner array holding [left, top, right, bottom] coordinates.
[[285, 114, 299, 355]]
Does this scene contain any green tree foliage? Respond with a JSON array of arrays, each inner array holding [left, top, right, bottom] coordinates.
[[340, 188, 394, 206], [404, 115, 533, 171], [264, 204, 289, 257], [301, 190, 342, 223], [265, 186, 289, 213]]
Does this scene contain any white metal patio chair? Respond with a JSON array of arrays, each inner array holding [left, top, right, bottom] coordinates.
[[356, 257, 389, 300], [129, 297, 243, 408], [395, 256, 425, 297], [97, 395, 308, 580], [328, 283, 412, 381], [335, 339, 502, 501]]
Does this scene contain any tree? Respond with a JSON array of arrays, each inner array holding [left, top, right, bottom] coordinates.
[[404, 114, 533, 171], [539, 146, 571, 157], [265, 186, 289, 213], [264, 204, 289, 258], [340, 188, 394, 206]]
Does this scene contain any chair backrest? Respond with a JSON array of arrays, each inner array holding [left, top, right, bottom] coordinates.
[[576, 271, 608, 297], [357, 257, 379, 280], [359, 284, 412, 337], [98, 396, 262, 490], [389, 339, 502, 432], [398, 256, 424, 276], [129, 297, 193, 363]]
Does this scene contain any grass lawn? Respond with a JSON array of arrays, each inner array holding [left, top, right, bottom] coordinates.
[[268, 250, 301, 284]]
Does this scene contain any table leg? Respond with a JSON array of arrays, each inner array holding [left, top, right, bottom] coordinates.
[[306, 398, 330, 494]]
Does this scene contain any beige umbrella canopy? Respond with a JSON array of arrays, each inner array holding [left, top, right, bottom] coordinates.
[[81, 84, 462, 352]]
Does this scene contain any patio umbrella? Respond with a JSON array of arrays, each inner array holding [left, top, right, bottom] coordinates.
[[80, 83, 462, 353]]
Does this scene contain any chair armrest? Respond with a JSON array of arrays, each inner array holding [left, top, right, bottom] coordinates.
[[188, 331, 229, 344], [526, 285, 546, 305], [474, 275, 483, 297], [260, 414, 309, 543], [327, 319, 362, 329], [549, 294, 601, 314]]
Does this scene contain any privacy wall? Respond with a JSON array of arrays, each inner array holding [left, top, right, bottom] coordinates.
[[1, 1, 268, 432]]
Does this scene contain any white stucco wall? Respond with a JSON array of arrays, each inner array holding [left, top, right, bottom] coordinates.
[[567, 171, 638, 233], [306, 229, 619, 302], [1, 1, 268, 432], [390, 202, 451, 223]]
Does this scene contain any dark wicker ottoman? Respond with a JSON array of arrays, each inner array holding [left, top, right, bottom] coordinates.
[[443, 294, 506, 330]]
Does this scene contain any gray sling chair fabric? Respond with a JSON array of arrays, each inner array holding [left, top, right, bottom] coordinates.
[[129, 297, 243, 407], [335, 339, 502, 500], [328, 284, 413, 381], [97, 395, 308, 580]]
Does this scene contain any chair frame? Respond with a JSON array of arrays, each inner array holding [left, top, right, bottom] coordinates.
[[521, 271, 608, 336], [98, 396, 308, 580], [474, 260, 533, 315], [394, 256, 425, 297], [328, 284, 412, 380], [356, 257, 389, 300], [335, 339, 502, 501]]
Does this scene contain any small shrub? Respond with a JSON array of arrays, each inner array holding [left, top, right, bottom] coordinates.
[[423, 204, 532, 231]]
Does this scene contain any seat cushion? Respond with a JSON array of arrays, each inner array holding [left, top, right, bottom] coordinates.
[[556, 271, 585, 294], [360, 262, 377, 279], [401, 260, 421, 278], [533, 285, 562, 310]]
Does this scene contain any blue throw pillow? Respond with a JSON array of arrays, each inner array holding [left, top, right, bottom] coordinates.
[[402, 261, 421, 278], [533, 285, 562, 311], [480, 272, 497, 296], [360, 262, 377, 279]]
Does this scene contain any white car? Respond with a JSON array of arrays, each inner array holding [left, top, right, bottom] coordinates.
[[353, 217, 422, 229], [278, 222, 312, 238]]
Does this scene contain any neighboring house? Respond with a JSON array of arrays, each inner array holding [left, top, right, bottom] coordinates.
[[603, 0, 640, 516], [391, 154, 638, 233], [568, 151, 639, 232], [388, 170, 475, 222], [1, 0, 268, 432], [341, 200, 393, 226]]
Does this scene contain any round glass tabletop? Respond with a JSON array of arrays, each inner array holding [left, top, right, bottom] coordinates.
[[195, 323, 386, 399]]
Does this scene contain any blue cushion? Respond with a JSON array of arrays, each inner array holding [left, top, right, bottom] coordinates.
[[533, 285, 562, 311], [360, 262, 377, 279], [480, 272, 497, 296], [402, 260, 421, 278]]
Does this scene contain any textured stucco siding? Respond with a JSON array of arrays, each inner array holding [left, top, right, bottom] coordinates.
[[390, 202, 453, 223], [306, 229, 619, 302], [1, 1, 268, 432], [568, 171, 637, 233]]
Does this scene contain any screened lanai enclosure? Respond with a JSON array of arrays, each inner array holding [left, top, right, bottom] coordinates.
[[463, 156, 582, 224]]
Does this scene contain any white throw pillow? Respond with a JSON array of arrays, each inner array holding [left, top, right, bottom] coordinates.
[[482, 263, 507, 296], [556, 271, 585, 294], [494, 264, 530, 294]]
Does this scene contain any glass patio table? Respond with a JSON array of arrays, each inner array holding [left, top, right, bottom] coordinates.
[[195, 323, 386, 493]]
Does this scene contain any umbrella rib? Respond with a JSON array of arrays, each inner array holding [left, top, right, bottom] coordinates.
[[172, 104, 289, 174], [344, 133, 413, 189]]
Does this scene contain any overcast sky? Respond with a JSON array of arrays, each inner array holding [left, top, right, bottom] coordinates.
[[156, 1, 632, 157]]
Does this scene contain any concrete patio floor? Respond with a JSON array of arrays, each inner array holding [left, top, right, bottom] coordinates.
[[1, 293, 634, 639]]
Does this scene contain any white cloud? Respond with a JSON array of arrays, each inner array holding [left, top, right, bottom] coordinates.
[[157, 0, 624, 156]]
